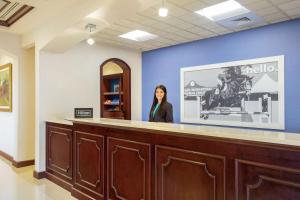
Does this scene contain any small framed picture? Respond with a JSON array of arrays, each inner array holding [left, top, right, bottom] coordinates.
[[114, 84, 119, 92], [0, 63, 12, 112]]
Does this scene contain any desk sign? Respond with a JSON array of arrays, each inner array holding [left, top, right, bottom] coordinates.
[[74, 108, 93, 118]]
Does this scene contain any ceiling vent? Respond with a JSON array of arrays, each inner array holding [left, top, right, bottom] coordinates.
[[233, 17, 252, 26], [216, 12, 264, 29]]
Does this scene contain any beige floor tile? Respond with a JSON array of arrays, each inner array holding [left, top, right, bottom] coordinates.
[[0, 157, 77, 200]]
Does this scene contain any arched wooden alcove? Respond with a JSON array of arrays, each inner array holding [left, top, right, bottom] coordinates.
[[100, 58, 131, 120]]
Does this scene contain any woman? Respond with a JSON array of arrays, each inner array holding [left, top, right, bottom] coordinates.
[[149, 85, 173, 123]]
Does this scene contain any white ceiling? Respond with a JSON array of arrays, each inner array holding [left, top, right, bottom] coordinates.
[[92, 0, 300, 51], [0, 0, 300, 52]]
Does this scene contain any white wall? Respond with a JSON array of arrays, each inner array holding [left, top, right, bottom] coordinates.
[[36, 41, 141, 171], [17, 47, 35, 161], [0, 32, 21, 159], [0, 32, 35, 162], [0, 53, 19, 158]]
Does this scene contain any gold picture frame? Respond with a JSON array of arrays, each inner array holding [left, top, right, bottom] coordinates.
[[0, 63, 12, 112]]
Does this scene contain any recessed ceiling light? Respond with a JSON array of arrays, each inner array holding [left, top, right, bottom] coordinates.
[[195, 0, 249, 21], [159, 7, 168, 17], [158, 0, 168, 17], [119, 30, 157, 41]]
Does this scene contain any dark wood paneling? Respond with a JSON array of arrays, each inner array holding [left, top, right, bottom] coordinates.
[[103, 111, 124, 119], [236, 159, 300, 200], [74, 131, 104, 200], [156, 145, 226, 200], [46, 125, 73, 182], [107, 137, 151, 200]]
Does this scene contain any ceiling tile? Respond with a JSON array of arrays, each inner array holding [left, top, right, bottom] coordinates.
[[237, 0, 262, 6], [161, 17, 186, 25], [187, 26, 214, 36], [254, 7, 279, 16], [163, 33, 187, 42], [172, 22, 195, 29], [263, 12, 288, 22], [167, 3, 190, 17], [278, 0, 300, 11], [183, 1, 207, 12], [179, 13, 201, 22], [244, 0, 272, 11], [175, 30, 201, 39], [283, 7, 300, 17], [202, 0, 226, 6], [291, 14, 300, 19], [168, 0, 196, 6], [268, 0, 293, 5]]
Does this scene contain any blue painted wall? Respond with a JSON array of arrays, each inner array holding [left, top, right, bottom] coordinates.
[[142, 19, 300, 133]]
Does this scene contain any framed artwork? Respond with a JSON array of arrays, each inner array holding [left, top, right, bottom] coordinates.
[[0, 63, 12, 112], [180, 56, 285, 130]]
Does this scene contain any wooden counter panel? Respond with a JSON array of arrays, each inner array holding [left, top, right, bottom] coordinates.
[[156, 145, 226, 200], [108, 137, 151, 200], [74, 131, 104, 200], [46, 124, 73, 182], [236, 159, 300, 200]]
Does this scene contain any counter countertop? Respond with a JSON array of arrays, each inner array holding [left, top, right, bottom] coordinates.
[[47, 119, 73, 126], [58, 118, 300, 148]]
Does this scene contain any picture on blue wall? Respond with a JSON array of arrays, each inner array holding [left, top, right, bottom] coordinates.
[[180, 56, 285, 130]]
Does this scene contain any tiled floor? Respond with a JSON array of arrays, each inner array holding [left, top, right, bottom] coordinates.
[[0, 157, 76, 200]]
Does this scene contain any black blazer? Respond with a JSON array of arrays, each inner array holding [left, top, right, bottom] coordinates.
[[149, 102, 173, 123]]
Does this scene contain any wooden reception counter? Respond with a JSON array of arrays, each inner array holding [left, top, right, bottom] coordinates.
[[45, 118, 300, 200]]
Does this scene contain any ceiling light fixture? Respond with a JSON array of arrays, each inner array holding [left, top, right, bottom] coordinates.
[[87, 38, 95, 45], [158, 0, 168, 17], [85, 24, 96, 45], [119, 30, 157, 41], [195, 0, 249, 21]]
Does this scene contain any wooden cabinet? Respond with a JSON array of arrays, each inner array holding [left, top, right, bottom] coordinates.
[[107, 137, 151, 200], [156, 145, 225, 200], [100, 58, 131, 120], [46, 123, 73, 185], [73, 130, 105, 200], [236, 159, 300, 200]]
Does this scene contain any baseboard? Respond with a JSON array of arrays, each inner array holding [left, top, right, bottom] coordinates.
[[45, 172, 73, 192], [0, 150, 35, 168], [0, 150, 14, 162], [12, 159, 35, 168], [71, 187, 96, 200], [33, 170, 46, 179]]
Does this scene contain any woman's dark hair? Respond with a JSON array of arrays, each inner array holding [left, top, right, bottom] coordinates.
[[150, 84, 167, 113]]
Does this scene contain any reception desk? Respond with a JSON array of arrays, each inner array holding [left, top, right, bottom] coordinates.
[[45, 118, 300, 200]]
